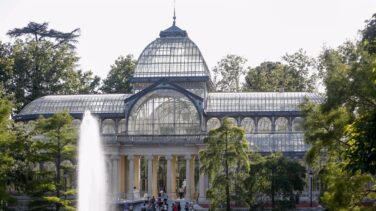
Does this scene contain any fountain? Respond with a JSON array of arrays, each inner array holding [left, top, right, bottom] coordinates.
[[78, 111, 107, 211]]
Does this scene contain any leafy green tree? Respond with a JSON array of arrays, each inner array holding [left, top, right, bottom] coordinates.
[[302, 13, 376, 209], [244, 49, 317, 92], [213, 55, 247, 92], [199, 118, 250, 211], [101, 55, 136, 93], [0, 22, 100, 111], [0, 89, 15, 209], [244, 153, 306, 210], [28, 112, 77, 211]]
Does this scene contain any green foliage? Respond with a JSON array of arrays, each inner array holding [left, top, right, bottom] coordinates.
[[244, 153, 306, 210], [26, 112, 77, 211], [0, 22, 100, 111], [213, 55, 247, 92], [302, 13, 376, 209], [101, 55, 136, 93], [199, 118, 250, 210], [244, 49, 317, 92]]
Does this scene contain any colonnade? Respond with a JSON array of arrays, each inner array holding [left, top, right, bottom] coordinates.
[[108, 154, 207, 201]]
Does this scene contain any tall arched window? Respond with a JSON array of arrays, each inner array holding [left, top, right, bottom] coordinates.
[[128, 90, 200, 135], [102, 119, 116, 134], [292, 117, 304, 132], [257, 117, 272, 133], [207, 118, 221, 131], [275, 117, 289, 132], [241, 117, 255, 134]]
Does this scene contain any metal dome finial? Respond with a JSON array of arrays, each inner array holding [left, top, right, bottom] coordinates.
[[173, 0, 176, 26]]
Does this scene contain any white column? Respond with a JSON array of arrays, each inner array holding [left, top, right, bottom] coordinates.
[[127, 155, 134, 200], [199, 159, 206, 202], [166, 155, 173, 198], [146, 155, 153, 198], [185, 155, 191, 200], [111, 155, 120, 197]]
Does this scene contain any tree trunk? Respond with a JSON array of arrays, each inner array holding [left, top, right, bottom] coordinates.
[[225, 130, 231, 211], [55, 130, 61, 211]]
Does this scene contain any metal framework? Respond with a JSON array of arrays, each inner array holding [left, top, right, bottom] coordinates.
[[14, 22, 322, 154]]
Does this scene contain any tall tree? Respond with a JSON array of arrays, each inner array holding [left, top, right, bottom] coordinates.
[[199, 118, 250, 211], [30, 112, 77, 211], [213, 55, 247, 92], [244, 49, 317, 92], [0, 22, 100, 111], [302, 13, 376, 209], [0, 89, 15, 209], [101, 55, 136, 93]]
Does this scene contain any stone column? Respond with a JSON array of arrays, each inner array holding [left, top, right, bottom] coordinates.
[[198, 158, 206, 202], [146, 155, 153, 198], [166, 155, 173, 198], [152, 156, 159, 197], [134, 155, 141, 190], [127, 155, 134, 200], [190, 156, 196, 200], [111, 155, 120, 197], [171, 156, 177, 199], [185, 155, 191, 200]]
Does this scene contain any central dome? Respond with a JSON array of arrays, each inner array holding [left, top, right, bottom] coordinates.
[[133, 23, 210, 79]]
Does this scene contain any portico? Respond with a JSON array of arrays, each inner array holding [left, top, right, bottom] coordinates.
[[107, 145, 207, 201]]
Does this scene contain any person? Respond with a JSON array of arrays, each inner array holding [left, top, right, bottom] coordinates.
[[184, 202, 189, 211], [173, 202, 179, 211], [141, 202, 147, 211], [163, 202, 168, 211], [177, 202, 181, 211], [123, 202, 129, 211], [179, 187, 184, 199]]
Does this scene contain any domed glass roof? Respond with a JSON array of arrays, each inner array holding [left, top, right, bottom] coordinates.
[[133, 23, 210, 79]]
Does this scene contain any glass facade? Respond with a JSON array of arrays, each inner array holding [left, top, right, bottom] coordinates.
[[134, 37, 210, 78], [128, 90, 200, 135], [15, 22, 322, 153], [18, 94, 130, 116], [206, 92, 321, 112]]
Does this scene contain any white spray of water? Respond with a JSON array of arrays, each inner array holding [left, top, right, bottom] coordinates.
[[78, 111, 107, 211]]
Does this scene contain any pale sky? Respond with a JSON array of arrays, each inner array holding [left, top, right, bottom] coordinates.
[[0, 0, 375, 79]]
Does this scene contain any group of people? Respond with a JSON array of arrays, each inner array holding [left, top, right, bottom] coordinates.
[[140, 196, 191, 211]]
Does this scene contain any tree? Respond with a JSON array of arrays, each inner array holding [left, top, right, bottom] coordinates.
[[213, 55, 247, 92], [302, 13, 376, 209], [101, 55, 136, 93], [0, 88, 15, 209], [199, 118, 250, 210], [243, 153, 306, 210], [29, 112, 77, 211], [0, 22, 100, 111], [244, 49, 317, 92]]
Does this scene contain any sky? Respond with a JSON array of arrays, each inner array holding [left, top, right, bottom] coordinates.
[[0, 0, 375, 79]]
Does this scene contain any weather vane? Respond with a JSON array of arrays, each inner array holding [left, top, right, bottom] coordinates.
[[173, 0, 176, 26]]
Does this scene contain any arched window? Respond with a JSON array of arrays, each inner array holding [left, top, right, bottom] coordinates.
[[207, 118, 221, 131], [257, 117, 272, 133], [118, 119, 126, 134], [241, 117, 255, 134], [128, 90, 200, 135], [102, 119, 116, 134], [226, 117, 238, 126], [292, 117, 304, 132], [275, 117, 289, 132]]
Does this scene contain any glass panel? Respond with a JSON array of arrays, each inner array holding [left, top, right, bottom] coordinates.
[[275, 117, 289, 132], [241, 117, 255, 134], [292, 117, 304, 132], [128, 89, 200, 135], [102, 119, 116, 134], [207, 118, 221, 131], [257, 117, 272, 133], [118, 119, 126, 134]]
